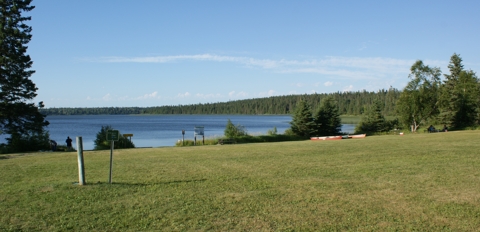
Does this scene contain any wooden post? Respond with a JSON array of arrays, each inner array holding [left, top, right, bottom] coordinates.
[[109, 141, 114, 184], [76, 136, 86, 185]]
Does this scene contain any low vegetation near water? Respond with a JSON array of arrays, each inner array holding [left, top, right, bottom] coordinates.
[[1, 131, 480, 231]]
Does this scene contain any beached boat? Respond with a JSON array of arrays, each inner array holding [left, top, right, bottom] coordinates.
[[347, 134, 366, 139], [310, 136, 343, 141]]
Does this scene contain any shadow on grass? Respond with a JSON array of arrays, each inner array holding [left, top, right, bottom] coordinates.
[[74, 179, 208, 186]]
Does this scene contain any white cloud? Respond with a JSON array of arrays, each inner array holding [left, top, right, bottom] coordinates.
[[136, 91, 158, 100], [176, 92, 191, 98], [324, 81, 333, 87], [229, 91, 249, 98], [259, 90, 277, 97], [102, 94, 112, 101], [343, 85, 354, 92], [85, 53, 433, 84], [195, 93, 221, 99]]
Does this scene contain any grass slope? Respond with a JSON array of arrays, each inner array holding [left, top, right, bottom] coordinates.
[[1, 131, 480, 231]]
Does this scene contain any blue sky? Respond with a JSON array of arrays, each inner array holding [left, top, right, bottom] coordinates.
[[27, 0, 480, 107]]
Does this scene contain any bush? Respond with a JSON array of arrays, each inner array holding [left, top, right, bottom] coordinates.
[[267, 127, 278, 135], [224, 119, 248, 138], [1, 131, 50, 153], [94, 125, 135, 150]]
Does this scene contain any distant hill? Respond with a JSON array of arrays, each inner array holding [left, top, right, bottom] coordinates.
[[40, 89, 401, 116]]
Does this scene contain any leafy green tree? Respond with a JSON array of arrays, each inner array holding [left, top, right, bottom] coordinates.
[[0, 0, 49, 152], [313, 96, 342, 136], [396, 60, 441, 132], [224, 119, 247, 138], [94, 125, 135, 150], [289, 99, 315, 138]]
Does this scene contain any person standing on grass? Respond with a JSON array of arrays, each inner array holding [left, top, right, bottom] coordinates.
[[66, 136, 72, 150]]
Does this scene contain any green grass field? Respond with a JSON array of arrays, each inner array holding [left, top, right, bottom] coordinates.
[[1, 131, 480, 231]]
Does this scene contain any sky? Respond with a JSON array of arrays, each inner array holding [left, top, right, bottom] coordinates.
[[26, 0, 480, 108]]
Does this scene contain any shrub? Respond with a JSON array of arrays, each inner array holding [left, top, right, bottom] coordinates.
[[224, 119, 248, 138], [1, 131, 50, 153], [94, 125, 135, 150]]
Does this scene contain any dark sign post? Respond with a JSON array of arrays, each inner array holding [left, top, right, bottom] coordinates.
[[182, 130, 185, 146], [194, 126, 204, 146], [107, 130, 119, 184]]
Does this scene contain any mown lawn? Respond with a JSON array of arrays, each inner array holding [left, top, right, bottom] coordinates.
[[1, 131, 480, 231]]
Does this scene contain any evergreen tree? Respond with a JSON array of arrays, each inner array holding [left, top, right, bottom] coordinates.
[[313, 96, 342, 136], [455, 70, 480, 127], [439, 53, 479, 128], [94, 125, 135, 150], [289, 98, 315, 138], [0, 0, 49, 152], [355, 100, 387, 134]]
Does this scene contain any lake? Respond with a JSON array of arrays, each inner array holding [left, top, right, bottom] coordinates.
[[2, 115, 356, 150]]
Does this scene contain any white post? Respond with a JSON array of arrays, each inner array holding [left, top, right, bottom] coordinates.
[[76, 137, 85, 185]]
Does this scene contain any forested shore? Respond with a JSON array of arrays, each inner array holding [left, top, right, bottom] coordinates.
[[40, 88, 401, 116]]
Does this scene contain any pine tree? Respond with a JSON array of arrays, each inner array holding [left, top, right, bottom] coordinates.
[[439, 53, 463, 127], [355, 100, 387, 134], [439, 53, 479, 128], [289, 98, 315, 138], [313, 96, 342, 136], [0, 0, 49, 152], [455, 70, 480, 127]]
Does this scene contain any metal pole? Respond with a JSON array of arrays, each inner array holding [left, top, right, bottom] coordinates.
[[109, 141, 114, 184], [76, 136, 86, 185]]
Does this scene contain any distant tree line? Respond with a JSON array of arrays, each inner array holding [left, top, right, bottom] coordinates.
[[40, 89, 401, 116]]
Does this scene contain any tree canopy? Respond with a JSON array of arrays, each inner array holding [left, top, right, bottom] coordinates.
[[438, 53, 480, 129], [0, 0, 49, 152], [313, 96, 342, 136], [396, 60, 441, 132]]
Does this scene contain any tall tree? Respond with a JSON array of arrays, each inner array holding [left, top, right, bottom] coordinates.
[[455, 70, 480, 127], [313, 96, 342, 136], [396, 60, 441, 132], [0, 0, 49, 151], [289, 98, 315, 138], [439, 53, 479, 128], [355, 100, 388, 134]]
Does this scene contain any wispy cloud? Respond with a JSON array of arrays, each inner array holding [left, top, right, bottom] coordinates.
[[229, 91, 249, 98], [343, 85, 354, 92], [84, 53, 441, 82], [176, 92, 191, 98], [136, 91, 159, 100], [324, 81, 333, 87]]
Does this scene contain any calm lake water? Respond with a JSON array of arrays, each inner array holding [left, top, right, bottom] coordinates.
[[2, 115, 356, 150]]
